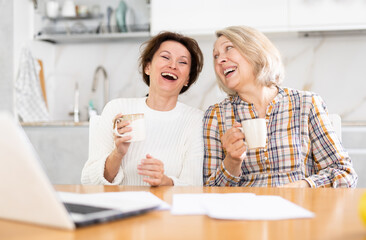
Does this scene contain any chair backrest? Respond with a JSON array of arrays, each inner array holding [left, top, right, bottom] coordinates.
[[88, 115, 102, 157], [328, 114, 342, 141]]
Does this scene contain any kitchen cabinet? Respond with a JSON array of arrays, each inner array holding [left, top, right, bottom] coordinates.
[[289, 0, 366, 31], [150, 0, 366, 35], [150, 0, 288, 35], [23, 125, 89, 184]]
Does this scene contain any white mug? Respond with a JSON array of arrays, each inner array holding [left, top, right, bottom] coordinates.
[[61, 0, 76, 17], [240, 118, 267, 149], [46, 1, 59, 18], [114, 113, 145, 142]]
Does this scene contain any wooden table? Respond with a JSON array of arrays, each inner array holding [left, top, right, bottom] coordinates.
[[1, 186, 366, 240]]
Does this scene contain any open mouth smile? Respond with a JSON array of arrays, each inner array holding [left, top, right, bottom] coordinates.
[[161, 72, 178, 81], [224, 67, 237, 77]]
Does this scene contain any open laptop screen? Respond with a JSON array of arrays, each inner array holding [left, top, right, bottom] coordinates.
[[0, 112, 161, 229]]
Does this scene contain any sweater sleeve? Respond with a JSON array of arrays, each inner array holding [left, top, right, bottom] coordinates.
[[168, 110, 204, 186], [305, 94, 358, 188], [81, 100, 125, 185]]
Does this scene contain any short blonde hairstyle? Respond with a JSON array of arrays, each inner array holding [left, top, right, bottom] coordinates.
[[215, 25, 284, 96]]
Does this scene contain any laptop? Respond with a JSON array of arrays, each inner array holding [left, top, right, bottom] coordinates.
[[0, 112, 159, 230]]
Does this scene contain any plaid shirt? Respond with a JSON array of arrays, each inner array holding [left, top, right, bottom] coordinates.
[[203, 87, 358, 188]]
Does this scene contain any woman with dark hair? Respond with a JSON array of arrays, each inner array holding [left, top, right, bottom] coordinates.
[[82, 32, 204, 186]]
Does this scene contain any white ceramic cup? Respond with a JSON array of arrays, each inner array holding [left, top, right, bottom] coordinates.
[[46, 1, 59, 18], [114, 113, 145, 142], [61, 0, 76, 17], [240, 118, 267, 149]]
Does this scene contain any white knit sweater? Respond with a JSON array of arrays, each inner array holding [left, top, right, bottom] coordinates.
[[81, 98, 204, 186]]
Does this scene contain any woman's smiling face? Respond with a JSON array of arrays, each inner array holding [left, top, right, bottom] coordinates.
[[145, 40, 191, 97], [213, 36, 255, 91]]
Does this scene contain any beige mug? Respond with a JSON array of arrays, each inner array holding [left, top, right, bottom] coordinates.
[[114, 113, 145, 142]]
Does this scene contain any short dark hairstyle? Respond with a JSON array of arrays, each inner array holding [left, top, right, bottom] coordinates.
[[139, 32, 204, 94]]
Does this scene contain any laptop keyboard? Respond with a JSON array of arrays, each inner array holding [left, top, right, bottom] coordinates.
[[64, 203, 112, 214]]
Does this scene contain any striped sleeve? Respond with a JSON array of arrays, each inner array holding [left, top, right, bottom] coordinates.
[[203, 104, 241, 186], [306, 94, 358, 188]]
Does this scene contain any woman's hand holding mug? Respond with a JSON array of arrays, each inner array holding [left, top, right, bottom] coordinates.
[[221, 122, 247, 176], [113, 114, 132, 157]]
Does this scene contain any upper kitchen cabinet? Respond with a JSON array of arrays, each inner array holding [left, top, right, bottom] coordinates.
[[34, 0, 150, 44], [150, 0, 288, 35], [289, 0, 366, 31]]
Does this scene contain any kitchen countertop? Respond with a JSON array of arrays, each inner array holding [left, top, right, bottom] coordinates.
[[20, 121, 366, 127], [343, 121, 366, 127], [21, 121, 89, 127]]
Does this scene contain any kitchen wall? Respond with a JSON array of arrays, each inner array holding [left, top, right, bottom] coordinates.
[[31, 33, 366, 122]]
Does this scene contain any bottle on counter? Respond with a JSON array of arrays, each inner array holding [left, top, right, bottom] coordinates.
[[88, 100, 98, 120]]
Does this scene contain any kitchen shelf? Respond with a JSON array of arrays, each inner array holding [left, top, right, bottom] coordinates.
[[35, 31, 151, 44], [46, 14, 104, 21]]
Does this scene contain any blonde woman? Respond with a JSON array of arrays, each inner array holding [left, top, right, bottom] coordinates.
[[203, 25, 357, 188]]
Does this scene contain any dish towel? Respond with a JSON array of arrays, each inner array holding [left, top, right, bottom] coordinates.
[[15, 48, 50, 122]]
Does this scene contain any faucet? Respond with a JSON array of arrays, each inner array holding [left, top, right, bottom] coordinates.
[[91, 65, 109, 111]]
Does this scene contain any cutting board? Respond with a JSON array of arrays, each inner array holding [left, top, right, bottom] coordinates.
[[37, 59, 48, 108]]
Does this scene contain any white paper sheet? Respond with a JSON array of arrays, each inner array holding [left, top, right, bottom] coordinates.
[[58, 191, 170, 211], [171, 193, 255, 215], [171, 193, 314, 220]]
